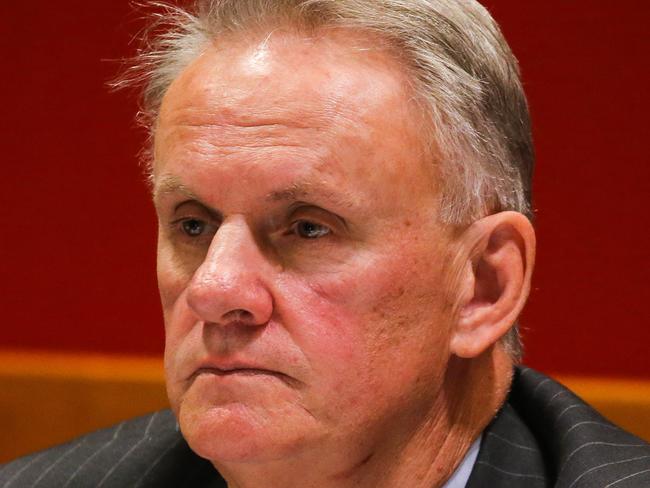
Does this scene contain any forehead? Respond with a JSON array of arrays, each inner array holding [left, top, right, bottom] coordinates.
[[153, 27, 437, 208], [157, 27, 423, 141]]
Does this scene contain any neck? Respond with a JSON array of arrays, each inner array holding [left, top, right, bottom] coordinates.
[[217, 349, 512, 488]]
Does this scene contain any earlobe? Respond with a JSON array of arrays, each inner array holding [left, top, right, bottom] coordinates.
[[450, 212, 535, 358]]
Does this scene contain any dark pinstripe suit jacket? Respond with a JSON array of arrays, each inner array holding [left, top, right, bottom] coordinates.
[[1, 367, 649, 487]]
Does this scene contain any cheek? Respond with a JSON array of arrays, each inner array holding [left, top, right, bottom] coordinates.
[[279, 247, 450, 390], [162, 294, 206, 417], [157, 243, 201, 397], [276, 276, 358, 374], [157, 239, 194, 318], [313, 248, 447, 335]]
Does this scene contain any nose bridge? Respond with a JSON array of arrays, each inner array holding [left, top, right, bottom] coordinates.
[[187, 216, 272, 326], [199, 217, 256, 283]]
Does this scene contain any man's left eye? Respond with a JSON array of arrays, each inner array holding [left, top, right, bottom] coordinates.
[[292, 220, 331, 239]]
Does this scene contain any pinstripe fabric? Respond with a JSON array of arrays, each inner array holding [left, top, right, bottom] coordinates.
[[467, 367, 650, 488], [466, 402, 550, 487], [0, 410, 225, 487], [1, 368, 648, 487]]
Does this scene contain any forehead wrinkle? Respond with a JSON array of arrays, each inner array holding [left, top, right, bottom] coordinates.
[[168, 123, 316, 151], [158, 103, 336, 157], [163, 104, 325, 131]]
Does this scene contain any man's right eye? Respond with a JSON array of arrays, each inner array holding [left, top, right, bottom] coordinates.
[[180, 218, 206, 237]]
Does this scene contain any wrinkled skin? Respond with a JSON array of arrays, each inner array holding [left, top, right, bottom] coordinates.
[[153, 29, 493, 487]]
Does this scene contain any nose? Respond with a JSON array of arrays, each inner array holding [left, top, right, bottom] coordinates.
[[186, 216, 273, 327]]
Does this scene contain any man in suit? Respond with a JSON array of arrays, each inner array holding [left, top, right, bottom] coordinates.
[[1, 0, 648, 487]]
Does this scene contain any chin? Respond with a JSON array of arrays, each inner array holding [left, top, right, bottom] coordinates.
[[178, 398, 319, 464], [180, 402, 269, 462]]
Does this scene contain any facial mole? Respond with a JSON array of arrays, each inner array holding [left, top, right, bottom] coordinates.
[[403, 219, 412, 227]]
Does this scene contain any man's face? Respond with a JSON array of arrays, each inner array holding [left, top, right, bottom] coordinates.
[[154, 29, 458, 465]]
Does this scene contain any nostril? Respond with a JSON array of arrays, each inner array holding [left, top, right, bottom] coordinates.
[[222, 309, 256, 325]]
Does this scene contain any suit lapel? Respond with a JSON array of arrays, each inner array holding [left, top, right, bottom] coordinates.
[[511, 367, 650, 488], [465, 403, 550, 488]]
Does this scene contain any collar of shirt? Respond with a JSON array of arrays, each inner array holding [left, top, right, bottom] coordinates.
[[441, 435, 482, 488]]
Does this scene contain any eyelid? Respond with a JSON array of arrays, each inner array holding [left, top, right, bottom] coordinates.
[[287, 203, 348, 231], [169, 215, 203, 226], [289, 219, 331, 232], [173, 199, 196, 212], [173, 199, 223, 222], [168, 215, 209, 230]]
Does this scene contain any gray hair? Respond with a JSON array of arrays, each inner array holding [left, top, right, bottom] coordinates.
[[115, 0, 533, 360]]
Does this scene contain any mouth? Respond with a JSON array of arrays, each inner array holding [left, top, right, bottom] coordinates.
[[197, 367, 277, 377], [192, 366, 301, 387]]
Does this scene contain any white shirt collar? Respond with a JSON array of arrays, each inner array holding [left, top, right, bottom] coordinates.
[[440, 435, 482, 488]]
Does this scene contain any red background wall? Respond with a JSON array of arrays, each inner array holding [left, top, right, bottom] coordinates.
[[1, 1, 648, 378]]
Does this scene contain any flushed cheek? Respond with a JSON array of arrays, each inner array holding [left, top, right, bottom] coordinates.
[[273, 262, 402, 370], [276, 273, 358, 349], [304, 249, 433, 322], [289, 249, 448, 385]]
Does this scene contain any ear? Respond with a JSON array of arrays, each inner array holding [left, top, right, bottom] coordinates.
[[449, 211, 536, 358]]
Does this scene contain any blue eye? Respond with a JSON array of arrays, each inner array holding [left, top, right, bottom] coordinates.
[[293, 220, 331, 239], [181, 219, 205, 237]]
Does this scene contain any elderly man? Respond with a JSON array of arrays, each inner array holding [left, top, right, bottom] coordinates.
[[1, 1, 648, 487]]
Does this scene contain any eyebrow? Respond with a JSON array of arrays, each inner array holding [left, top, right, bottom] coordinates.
[[266, 184, 310, 202], [152, 175, 223, 220], [154, 175, 356, 213], [153, 175, 200, 202], [266, 182, 356, 209]]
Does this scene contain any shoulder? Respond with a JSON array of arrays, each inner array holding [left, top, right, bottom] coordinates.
[[0, 410, 224, 488], [510, 366, 650, 488]]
